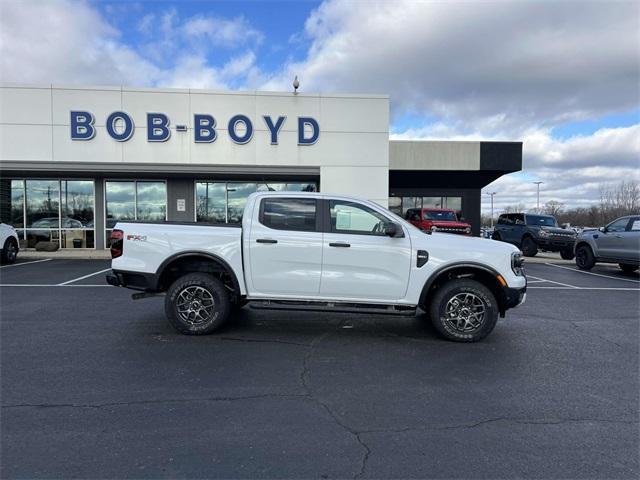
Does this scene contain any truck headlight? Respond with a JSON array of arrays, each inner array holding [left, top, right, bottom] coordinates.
[[511, 252, 525, 276], [465, 227, 471, 234]]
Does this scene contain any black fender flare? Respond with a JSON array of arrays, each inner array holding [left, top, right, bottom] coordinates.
[[155, 251, 241, 293], [419, 262, 504, 307]]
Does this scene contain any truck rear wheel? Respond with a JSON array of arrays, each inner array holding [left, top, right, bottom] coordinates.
[[165, 273, 231, 335], [575, 244, 595, 270], [560, 249, 575, 260], [429, 279, 499, 342], [1, 238, 18, 264]]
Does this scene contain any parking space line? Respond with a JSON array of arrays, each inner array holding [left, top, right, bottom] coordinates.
[[527, 274, 579, 289], [545, 263, 640, 283], [0, 284, 111, 287], [528, 286, 639, 291], [0, 258, 52, 269], [57, 268, 112, 286]]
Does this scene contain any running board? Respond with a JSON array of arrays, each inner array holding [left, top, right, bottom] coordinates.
[[249, 300, 417, 316]]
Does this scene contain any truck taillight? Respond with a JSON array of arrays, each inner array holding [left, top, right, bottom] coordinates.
[[110, 229, 124, 259]]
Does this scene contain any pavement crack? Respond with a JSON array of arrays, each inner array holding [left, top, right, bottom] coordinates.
[[217, 336, 311, 347], [1, 393, 310, 410], [357, 416, 638, 435], [569, 321, 623, 348]]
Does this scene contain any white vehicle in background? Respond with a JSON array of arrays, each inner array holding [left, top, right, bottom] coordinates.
[[107, 192, 527, 342], [0, 223, 19, 264]]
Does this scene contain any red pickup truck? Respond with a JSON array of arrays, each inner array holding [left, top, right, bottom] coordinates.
[[405, 208, 472, 235]]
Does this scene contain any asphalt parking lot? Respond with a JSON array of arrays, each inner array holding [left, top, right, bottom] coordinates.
[[1, 259, 638, 479]]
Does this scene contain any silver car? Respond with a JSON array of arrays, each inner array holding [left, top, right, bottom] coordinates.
[[574, 215, 640, 273]]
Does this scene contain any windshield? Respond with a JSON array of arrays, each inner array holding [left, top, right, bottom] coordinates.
[[526, 215, 558, 227], [424, 211, 457, 221]]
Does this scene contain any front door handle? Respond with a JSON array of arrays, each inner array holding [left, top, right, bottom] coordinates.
[[329, 242, 350, 248], [256, 239, 278, 244]]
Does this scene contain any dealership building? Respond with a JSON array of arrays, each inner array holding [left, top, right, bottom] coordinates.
[[0, 84, 521, 249]]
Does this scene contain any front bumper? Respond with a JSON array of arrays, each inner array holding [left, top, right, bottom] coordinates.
[[536, 238, 574, 251], [503, 285, 527, 309]]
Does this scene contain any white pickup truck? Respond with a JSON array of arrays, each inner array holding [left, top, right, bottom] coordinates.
[[107, 192, 526, 342]]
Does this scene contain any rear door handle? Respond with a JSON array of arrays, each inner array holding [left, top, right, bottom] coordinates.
[[256, 239, 277, 244], [329, 242, 350, 248]]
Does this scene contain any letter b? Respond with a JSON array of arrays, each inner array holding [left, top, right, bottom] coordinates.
[[194, 114, 217, 143], [70, 111, 95, 140]]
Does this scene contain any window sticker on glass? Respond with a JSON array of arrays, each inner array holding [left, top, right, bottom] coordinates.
[[336, 209, 352, 230]]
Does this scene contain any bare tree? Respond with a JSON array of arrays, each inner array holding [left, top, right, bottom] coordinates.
[[543, 200, 564, 218]]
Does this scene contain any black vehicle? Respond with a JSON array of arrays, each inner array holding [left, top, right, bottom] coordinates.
[[492, 213, 577, 258]]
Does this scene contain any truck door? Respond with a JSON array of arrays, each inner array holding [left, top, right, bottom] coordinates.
[[622, 217, 640, 262], [320, 199, 412, 300], [247, 197, 323, 296], [597, 217, 631, 259]]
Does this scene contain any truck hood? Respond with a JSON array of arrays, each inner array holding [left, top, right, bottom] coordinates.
[[411, 228, 519, 257], [537, 226, 576, 235]]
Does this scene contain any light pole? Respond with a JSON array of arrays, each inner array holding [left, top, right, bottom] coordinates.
[[534, 181, 543, 212], [486, 192, 497, 228]]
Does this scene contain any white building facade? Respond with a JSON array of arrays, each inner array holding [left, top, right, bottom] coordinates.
[[0, 84, 521, 249]]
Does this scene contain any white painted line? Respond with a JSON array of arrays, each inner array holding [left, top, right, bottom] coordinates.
[[57, 268, 112, 286], [0, 284, 112, 287], [0, 258, 52, 269], [545, 263, 640, 284], [526, 274, 579, 289], [528, 286, 639, 291]]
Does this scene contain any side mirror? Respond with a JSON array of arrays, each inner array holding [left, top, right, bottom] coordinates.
[[384, 222, 400, 237], [599, 226, 606, 233]]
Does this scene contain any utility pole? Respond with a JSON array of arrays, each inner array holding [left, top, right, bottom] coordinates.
[[534, 181, 543, 212], [486, 192, 497, 228]]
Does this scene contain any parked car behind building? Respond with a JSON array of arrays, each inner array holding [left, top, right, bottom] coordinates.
[[492, 213, 576, 258], [0, 223, 19, 264], [574, 215, 640, 273]]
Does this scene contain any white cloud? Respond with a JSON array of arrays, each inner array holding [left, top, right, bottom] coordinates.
[[265, 0, 639, 134]]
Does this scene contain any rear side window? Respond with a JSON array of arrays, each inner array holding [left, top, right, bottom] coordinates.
[[498, 215, 512, 225], [260, 198, 317, 232], [629, 217, 640, 231]]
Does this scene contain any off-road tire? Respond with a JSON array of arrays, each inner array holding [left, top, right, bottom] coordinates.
[[521, 236, 538, 257], [560, 249, 575, 260], [165, 273, 231, 335], [575, 244, 595, 270], [429, 279, 499, 342], [1, 238, 18, 264], [619, 263, 639, 274]]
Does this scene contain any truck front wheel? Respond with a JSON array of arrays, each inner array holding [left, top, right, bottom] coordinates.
[[165, 273, 231, 335], [429, 279, 499, 342], [521, 237, 538, 257]]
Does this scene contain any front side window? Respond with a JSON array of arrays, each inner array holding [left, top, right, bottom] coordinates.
[[261, 198, 317, 232], [606, 217, 630, 232], [629, 218, 640, 231], [330, 200, 388, 235]]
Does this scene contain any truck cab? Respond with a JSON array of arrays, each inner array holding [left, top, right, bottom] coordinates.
[[405, 208, 472, 235]]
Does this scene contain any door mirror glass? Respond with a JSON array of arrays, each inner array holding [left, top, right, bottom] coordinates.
[[599, 226, 606, 233]]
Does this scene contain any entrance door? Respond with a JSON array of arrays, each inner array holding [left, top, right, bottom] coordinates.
[[320, 199, 412, 301], [248, 197, 323, 296]]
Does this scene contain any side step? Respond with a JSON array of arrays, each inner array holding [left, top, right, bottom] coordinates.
[[249, 300, 417, 316]]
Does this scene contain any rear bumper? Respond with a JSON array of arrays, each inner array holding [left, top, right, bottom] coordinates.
[[106, 269, 158, 291]]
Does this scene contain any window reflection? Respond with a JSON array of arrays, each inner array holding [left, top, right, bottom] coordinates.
[[61, 180, 94, 227], [26, 180, 59, 228], [391, 195, 463, 219], [105, 181, 135, 229], [196, 183, 225, 223], [227, 183, 257, 223], [136, 182, 166, 221]]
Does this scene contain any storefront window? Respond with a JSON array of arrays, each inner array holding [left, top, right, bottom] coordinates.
[[388, 197, 402, 215], [422, 197, 442, 208], [227, 183, 257, 224], [136, 182, 167, 221], [0, 179, 95, 248], [196, 180, 318, 224], [401, 197, 421, 216], [196, 182, 226, 223], [105, 180, 166, 246], [390, 195, 464, 220]]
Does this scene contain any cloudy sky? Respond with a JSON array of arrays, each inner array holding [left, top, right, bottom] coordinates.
[[1, 0, 638, 214]]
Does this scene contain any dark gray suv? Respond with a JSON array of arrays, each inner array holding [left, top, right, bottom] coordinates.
[[574, 215, 640, 273], [492, 213, 577, 258]]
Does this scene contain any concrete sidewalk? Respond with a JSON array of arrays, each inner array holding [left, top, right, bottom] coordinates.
[[18, 249, 111, 260]]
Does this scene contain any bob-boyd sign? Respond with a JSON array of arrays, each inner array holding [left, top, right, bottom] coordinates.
[[69, 111, 320, 145]]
